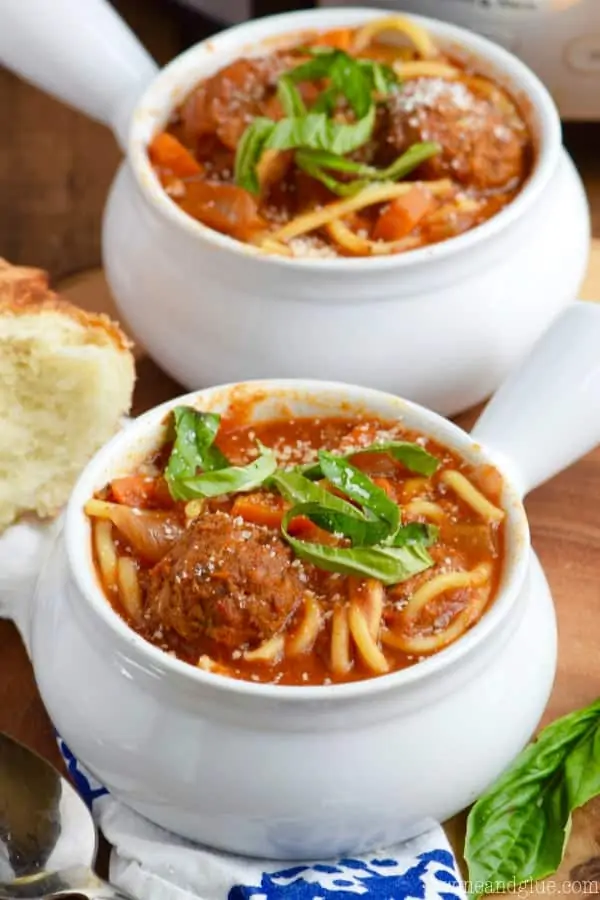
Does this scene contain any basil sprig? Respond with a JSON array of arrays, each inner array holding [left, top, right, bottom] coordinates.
[[164, 409, 440, 585], [281, 507, 435, 585], [277, 75, 306, 118], [286, 501, 390, 547], [285, 48, 399, 119], [465, 698, 600, 897], [299, 440, 440, 480], [296, 142, 441, 197], [165, 406, 230, 500], [269, 468, 360, 516], [234, 46, 405, 195], [272, 450, 439, 583], [165, 408, 276, 501], [235, 106, 376, 194], [319, 451, 400, 535], [175, 444, 278, 500]]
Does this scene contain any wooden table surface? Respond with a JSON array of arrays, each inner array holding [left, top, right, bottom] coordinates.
[[1, 1, 600, 888]]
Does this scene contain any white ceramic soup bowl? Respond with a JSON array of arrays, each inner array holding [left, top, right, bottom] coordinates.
[[0, 2, 591, 417], [3, 301, 599, 861]]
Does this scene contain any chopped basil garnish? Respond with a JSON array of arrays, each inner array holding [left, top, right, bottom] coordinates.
[[318, 450, 400, 535], [390, 522, 439, 547], [165, 406, 230, 500], [285, 501, 390, 547], [165, 409, 440, 584], [176, 443, 278, 500], [299, 440, 440, 479], [295, 142, 440, 197], [266, 106, 376, 156], [269, 469, 360, 518], [235, 107, 375, 195], [376, 141, 441, 182], [284, 48, 399, 119], [234, 117, 276, 194], [273, 449, 439, 583], [277, 75, 306, 118], [282, 506, 435, 585], [233, 46, 426, 197]]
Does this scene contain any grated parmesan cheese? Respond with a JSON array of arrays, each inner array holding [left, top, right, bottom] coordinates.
[[287, 236, 340, 259]]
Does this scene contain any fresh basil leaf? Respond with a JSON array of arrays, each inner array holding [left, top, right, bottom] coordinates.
[[295, 150, 368, 197], [295, 149, 366, 175], [287, 49, 400, 116], [265, 104, 375, 156], [285, 49, 371, 118], [318, 450, 400, 534], [269, 469, 359, 518], [311, 85, 338, 115], [177, 443, 277, 499], [294, 141, 440, 196], [293, 141, 439, 198], [299, 441, 439, 480], [288, 501, 390, 547], [390, 522, 439, 547], [465, 698, 600, 898], [282, 508, 434, 585], [277, 76, 306, 118], [359, 59, 399, 95], [331, 52, 372, 119], [165, 407, 230, 500], [354, 441, 440, 476], [377, 141, 441, 181], [234, 117, 275, 194], [285, 51, 339, 86]]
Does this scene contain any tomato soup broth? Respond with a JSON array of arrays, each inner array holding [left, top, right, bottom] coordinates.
[[86, 410, 506, 686]]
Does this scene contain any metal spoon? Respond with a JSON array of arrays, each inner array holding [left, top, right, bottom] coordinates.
[[0, 732, 134, 899]]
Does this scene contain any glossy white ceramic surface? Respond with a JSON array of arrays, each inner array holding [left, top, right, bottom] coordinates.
[[31, 538, 555, 859], [13, 301, 600, 859], [0, 2, 591, 415]]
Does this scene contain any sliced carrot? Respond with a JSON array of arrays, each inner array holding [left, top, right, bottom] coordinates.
[[231, 494, 287, 530], [148, 132, 203, 178], [110, 476, 161, 508], [313, 28, 353, 51], [373, 186, 436, 242], [179, 181, 266, 241]]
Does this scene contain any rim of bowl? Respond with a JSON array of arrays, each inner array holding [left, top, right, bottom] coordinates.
[[65, 379, 531, 703], [127, 6, 562, 272]]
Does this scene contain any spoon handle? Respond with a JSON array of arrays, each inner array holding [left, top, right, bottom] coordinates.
[[51, 882, 137, 900], [2, 869, 137, 900], [48, 872, 138, 900]]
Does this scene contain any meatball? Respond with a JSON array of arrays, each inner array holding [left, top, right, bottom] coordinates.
[[144, 511, 305, 651], [180, 53, 294, 152], [384, 77, 527, 191]]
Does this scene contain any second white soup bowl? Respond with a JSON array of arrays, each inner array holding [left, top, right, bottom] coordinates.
[[6, 301, 600, 860], [0, 2, 591, 415]]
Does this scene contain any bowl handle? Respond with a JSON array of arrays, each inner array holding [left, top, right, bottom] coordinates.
[[0, 0, 158, 149], [0, 519, 60, 655], [471, 300, 600, 498]]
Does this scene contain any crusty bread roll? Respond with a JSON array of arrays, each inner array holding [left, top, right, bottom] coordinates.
[[0, 258, 136, 531]]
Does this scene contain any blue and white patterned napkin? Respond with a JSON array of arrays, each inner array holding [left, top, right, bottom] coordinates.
[[58, 738, 467, 900]]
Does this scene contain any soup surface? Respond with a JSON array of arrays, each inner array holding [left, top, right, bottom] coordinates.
[[86, 406, 506, 686], [148, 16, 533, 259]]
